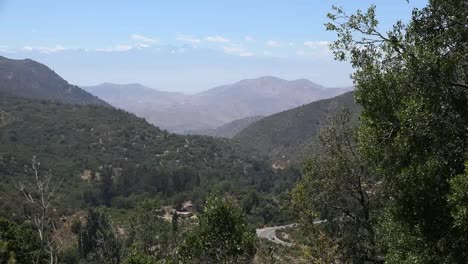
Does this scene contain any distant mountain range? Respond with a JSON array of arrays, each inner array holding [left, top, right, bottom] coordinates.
[[0, 56, 107, 106], [83, 76, 353, 133], [233, 91, 360, 166]]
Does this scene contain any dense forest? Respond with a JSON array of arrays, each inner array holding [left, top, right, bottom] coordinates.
[[0, 96, 297, 224], [1, 0, 467, 263]]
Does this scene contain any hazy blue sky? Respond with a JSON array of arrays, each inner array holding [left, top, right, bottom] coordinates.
[[0, 0, 427, 92]]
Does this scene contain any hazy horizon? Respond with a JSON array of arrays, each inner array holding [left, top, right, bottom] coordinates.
[[0, 0, 426, 92], [81, 75, 354, 95]]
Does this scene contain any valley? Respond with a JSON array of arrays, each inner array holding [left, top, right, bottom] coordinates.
[[0, 56, 350, 262], [1, 1, 465, 262]]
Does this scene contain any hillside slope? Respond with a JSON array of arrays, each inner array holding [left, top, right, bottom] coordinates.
[[83, 83, 187, 110], [192, 116, 265, 138], [0, 97, 296, 217], [234, 92, 359, 165], [0, 56, 108, 106]]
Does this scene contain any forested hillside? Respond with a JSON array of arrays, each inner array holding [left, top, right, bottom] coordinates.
[[0, 56, 108, 106], [234, 91, 359, 165], [0, 96, 297, 224]]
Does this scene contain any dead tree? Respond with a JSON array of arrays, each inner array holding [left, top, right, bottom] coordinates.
[[15, 156, 62, 264]]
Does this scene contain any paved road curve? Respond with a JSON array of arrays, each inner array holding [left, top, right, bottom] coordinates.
[[256, 224, 296, 247], [256, 221, 326, 247]]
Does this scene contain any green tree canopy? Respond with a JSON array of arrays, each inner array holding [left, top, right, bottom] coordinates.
[[78, 209, 124, 264], [326, 0, 467, 262], [128, 199, 172, 261], [293, 110, 381, 263], [0, 218, 46, 264], [179, 196, 257, 263]]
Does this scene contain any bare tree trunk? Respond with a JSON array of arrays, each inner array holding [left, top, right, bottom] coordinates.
[[14, 156, 62, 264]]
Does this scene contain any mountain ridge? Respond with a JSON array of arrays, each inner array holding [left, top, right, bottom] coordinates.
[[0, 56, 108, 106], [83, 77, 353, 133]]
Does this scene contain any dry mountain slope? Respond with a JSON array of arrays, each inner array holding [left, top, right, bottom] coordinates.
[[191, 115, 265, 138], [83, 76, 352, 133], [0, 56, 108, 106], [83, 83, 187, 110], [234, 91, 359, 165]]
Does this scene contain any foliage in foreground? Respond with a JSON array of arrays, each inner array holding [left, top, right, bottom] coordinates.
[[1, 195, 259, 264], [0, 218, 46, 264], [293, 110, 381, 263], [293, 0, 467, 263], [179, 196, 257, 263]]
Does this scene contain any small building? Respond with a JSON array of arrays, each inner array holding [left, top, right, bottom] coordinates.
[[182, 200, 194, 212]]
